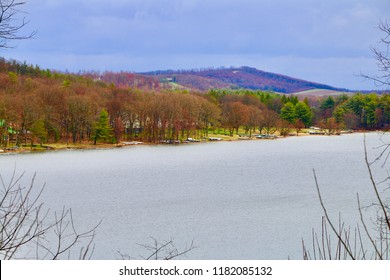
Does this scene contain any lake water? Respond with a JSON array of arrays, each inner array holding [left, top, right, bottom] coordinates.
[[0, 133, 388, 260]]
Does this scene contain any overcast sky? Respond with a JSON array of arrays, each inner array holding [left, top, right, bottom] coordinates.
[[2, 0, 390, 90]]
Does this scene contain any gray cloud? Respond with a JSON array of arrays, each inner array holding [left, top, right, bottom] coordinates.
[[4, 0, 390, 89]]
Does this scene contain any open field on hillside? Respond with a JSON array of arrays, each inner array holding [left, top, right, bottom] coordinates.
[[292, 89, 353, 97]]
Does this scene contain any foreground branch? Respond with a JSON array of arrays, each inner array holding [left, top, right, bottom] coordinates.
[[304, 134, 390, 260], [312, 169, 356, 259], [0, 170, 100, 259], [0, 0, 36, 48], [118, 237, 196, 260]]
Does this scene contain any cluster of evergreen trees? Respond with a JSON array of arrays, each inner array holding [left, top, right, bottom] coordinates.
[[0, 60, 390, 148]]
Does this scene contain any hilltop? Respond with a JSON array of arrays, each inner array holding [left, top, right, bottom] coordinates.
[[0, 58, 367, 94], [0, 57, 353, 94], [141, 66, 350, 93], [86, 66, 350, 94]]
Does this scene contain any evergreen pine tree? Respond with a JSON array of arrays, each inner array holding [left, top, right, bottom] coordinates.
[[93, 109, 113, 145], [280, 102, 297, 124], [295, 101, 313, 127]]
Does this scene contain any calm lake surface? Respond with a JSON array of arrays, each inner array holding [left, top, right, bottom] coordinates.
[[1, 133, 388, 259]]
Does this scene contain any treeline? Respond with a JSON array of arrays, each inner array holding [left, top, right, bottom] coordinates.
[[0, 57, 53, 78], [0, 60, 390, 148]]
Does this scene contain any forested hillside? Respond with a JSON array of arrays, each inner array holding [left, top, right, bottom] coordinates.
[[83, 66, 350, 93], [143, 66, 349, 93], [83, 71, 161, 91], [0, 58, 389, 149]]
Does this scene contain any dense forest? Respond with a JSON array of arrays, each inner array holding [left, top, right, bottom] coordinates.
[[0, 58, 390, 148]]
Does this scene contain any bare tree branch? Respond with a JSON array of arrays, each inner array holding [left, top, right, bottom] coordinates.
[[364, 134, 390, 231], [118, 237, 196, 260], [0, 170, 100, 260], [304, 134, 390, 260], [0, 0, 36, 48], [312, 169, 356, 259], [357, 193, 382, 259], [360, 19, 390, 88]]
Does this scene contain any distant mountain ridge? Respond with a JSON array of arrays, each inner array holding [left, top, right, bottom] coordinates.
[[91, 66, 350, 93], [141, 66, 350, 93]]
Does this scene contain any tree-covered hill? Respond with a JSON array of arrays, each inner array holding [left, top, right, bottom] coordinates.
[[142, 66, 350, 93], [1, 58, 389, 150]]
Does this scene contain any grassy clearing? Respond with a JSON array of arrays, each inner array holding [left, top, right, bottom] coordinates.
[[292, 89, 353, 97]]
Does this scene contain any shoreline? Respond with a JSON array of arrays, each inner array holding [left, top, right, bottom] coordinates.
[[0, 130, 377, 155]]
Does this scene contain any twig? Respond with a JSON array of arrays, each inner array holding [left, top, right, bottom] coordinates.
[[312, 169, 356, 259], [364, 134, 390, 231]]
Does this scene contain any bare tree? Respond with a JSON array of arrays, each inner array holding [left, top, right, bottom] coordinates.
[[0, 170, 100, 259], [306, 19, 390, 260], [303, 135, 390, 260], [0, 0, 36, 48], [361, 19, 390, 88]]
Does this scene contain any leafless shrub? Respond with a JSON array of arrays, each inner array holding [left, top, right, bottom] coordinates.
[[0, 169, 100, 259], [303, 134, 390, 259], [118, 237, 196, 260], [0, 0, 36, 48], [360, 19, 390, 88]]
